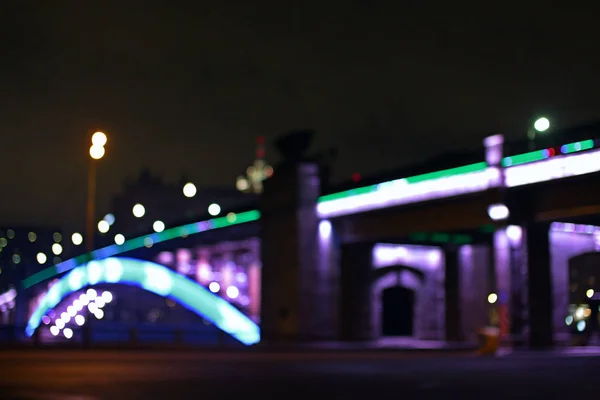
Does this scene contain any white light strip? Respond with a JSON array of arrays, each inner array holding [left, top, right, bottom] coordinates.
[[317, 168, 499, 218], [505, 148, 600, 187]]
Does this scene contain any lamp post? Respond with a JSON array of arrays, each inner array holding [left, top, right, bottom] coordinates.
[[527, 117, 550, 151], [87, 132, 107, 252]]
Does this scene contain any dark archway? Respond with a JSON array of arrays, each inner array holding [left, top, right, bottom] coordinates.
[[381, 286, 415, 336]]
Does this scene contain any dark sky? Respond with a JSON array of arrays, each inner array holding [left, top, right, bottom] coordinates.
[[1, 1, 599, 231]]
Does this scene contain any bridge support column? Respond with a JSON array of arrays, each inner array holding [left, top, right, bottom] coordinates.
[[260, 162, 337, 343], [444, 246, 463, 342], [340, 243, 373, 341], [525, 222, 554, 348]]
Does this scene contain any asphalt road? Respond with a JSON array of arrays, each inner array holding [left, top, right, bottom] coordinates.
[[0, 349, 598, 399]]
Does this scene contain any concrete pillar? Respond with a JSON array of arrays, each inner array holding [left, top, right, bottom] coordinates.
[[444, 246, 463, 342], [340, 243, 373, 341], [260, 162, 333, 343], [508, 226, 528, 346], [459, 245, 492, 343], [526, 222, 554, 348]]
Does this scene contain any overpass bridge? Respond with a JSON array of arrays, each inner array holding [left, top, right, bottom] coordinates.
[[15, 133, 600, 348]]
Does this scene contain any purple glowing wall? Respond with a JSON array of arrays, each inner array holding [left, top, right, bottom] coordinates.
[[153, 238, 262, 321], [458, 245, 492, 343], [315, 220, 341, 339], [549, 224, 598, 340], [494, 223, 599, 342], [372, 243, 491, 343], [372, 244, 445, 340]]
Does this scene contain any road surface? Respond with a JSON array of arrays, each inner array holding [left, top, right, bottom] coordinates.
[[0, 349, 598, 399]]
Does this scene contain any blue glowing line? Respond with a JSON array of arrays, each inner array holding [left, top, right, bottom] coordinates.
[[25, 257, 261, 346]]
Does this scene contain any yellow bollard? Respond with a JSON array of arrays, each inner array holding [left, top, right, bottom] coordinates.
[[477, 327, 500, 355]]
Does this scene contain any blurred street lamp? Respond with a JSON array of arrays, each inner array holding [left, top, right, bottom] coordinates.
[[87, 131, 107, 252], [97, 220, 110, 234], [114, 234, 125, 245], [183, 182, 197, 198], [208, 203, 221, 216], [132, 203, 145, 218], [36, 252, 47, 264], [527, 117, 550, 150], [71, 232, 83, 246], [52, 243, 63, 255], [153, 220, 165, 233]]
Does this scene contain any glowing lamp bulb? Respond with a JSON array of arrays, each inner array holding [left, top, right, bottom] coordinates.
[[97, 220, 110, 234], [208, 203, 221, 216], [71, 232, 83, 246], [132, 203, 145, 218], [153, 220, 165, 233], [114, 234, 125, 245], [36, 252, 47, 264], [534, 117, 550, 132], [183, 182, 197, 198], [91, 131, 107, 147], [89, 145, 105, 160]]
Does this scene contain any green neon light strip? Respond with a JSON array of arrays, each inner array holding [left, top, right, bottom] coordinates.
[[501, 139, 595, 167], [22, 139, 596, 289], [501, 150, 546, 167], [318, 162, 488, 203], [22, 210, 261, 289], [562, 139, 594, 154]]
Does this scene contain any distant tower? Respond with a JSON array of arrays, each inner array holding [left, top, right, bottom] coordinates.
[[236, 136, 274, 194]]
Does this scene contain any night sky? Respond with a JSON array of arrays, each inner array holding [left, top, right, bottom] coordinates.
[[1, 2, 599, 231]]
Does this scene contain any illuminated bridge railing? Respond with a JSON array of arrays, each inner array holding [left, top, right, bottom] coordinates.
[[22, 138, 600, 288]]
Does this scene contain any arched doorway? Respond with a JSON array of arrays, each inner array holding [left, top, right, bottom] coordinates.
[[381, 286, 415, 337]]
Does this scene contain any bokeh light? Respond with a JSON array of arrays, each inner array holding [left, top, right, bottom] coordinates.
[[36, 252, 47, 264], [97, 220, 110, 234], [208, 203, 221, 216], [91, 131, 107, 147], [52, 243, 63, 255], [183, 182, 197, 198], [114, 234, 125, 245], [71, 232, 83, 246], [132, 203, 145, 218], [89, 145, 105, 160], [153, 220, 165, 233]]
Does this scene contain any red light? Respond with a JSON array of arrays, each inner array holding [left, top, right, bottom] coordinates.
[[547, 148, 556, 157], [352, 173, 361, 182], [257, 136, 265, 144], [256, 148, 265, 159]]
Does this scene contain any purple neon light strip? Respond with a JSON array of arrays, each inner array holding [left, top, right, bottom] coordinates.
[[317, 167, 500, 218], [504, 148, 600, 187], [550, 222, 600, 235]]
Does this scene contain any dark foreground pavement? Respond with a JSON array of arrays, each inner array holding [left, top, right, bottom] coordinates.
[[0, 349, 598, 399]]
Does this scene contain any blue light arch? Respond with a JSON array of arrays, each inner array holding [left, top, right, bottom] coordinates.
[[26, 257, 260, 346]]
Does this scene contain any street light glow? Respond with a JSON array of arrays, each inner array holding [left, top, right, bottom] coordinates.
[[534, 117, 550, 132], [183, 182, 197, 198], [208, 203, 221, 216], [71, 233, 83, 246], [36, 252, 47, 264], [91, 131, 107, 147], [114, 234, 125, 245], [132, 203, 145, 218], [89, 145, 105, 160], [153, 220, 165, 233], [97, 220, 110, 234], [52, 243, 63, 255]]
